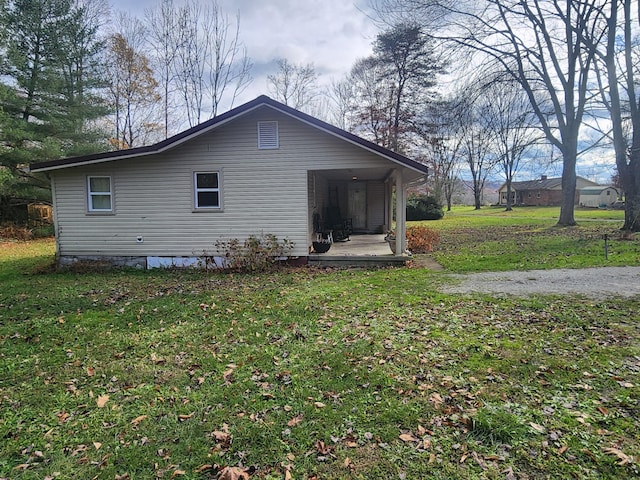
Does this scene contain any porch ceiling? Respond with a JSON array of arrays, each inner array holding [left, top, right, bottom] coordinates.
[[314, 167, 392, 182], [314, 167, 424, 183]]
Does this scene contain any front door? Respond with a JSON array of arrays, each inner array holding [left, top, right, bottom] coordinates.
[[348, 182, 367, 230]]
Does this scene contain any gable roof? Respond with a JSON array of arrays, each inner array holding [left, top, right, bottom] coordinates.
[[512, 177, 563, 190], [500, 176, 599, 191], [30, 95, 428, 174], [580, 186, 619, 195]]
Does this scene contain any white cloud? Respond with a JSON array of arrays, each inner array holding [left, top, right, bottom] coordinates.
[[111, 0, 379, 104]]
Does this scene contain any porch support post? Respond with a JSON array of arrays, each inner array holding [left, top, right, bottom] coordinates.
[[386, 179, 394, 233], [395, 169, 406, 255]]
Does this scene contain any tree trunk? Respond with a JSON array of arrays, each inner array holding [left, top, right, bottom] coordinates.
[[557, 154, 577, 226], [621, 148, 640, 231], [505, 181, 513, 211]]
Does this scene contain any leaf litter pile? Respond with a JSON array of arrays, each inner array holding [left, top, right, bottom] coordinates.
[[1, 266, 638, 479]]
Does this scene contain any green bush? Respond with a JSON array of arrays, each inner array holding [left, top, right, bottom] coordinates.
[[407, 195, 444, 221]]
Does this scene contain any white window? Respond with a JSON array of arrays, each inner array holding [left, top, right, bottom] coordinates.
[[258, 121, 279, 149], [87, 176, 112, 212], [194, 172, 221, 209]]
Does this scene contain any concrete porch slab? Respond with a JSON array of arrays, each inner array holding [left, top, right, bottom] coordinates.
[[308, 234, 410, 267]]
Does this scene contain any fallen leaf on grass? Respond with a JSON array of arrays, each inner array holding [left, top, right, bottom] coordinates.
[[603, 447, 633, 465], [178, 413, 194, 421], [56, 411, 70, 423], [287, 414, 304, 427], [86, 367, 95, 376], [399, 433, 418, 443], [194, 464, 213, 473], [503, 467, 516, 480], [315, 440, 333, 455], [96, 394, 109, 408], [314, 401, 326, 408], [212, 430, 231, 444], [223, 364, 237, 384], [529, 422, 546, 434], [131, 415, 148, 426], [150, 353, 165, 364], [429, 392, 444, 408], [218, 466, 249, 480]]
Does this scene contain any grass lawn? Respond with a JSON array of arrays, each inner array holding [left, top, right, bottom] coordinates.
[[423, 206, 639, 272], [1, 208, 639, 479]]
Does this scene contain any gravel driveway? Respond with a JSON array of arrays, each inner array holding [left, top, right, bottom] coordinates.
[[439, 266, 640, 298]]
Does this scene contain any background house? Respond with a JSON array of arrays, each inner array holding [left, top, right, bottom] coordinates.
[[30, 96, 427, 268], [498, 175, 600, 206]]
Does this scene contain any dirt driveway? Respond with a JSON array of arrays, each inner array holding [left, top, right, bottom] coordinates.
[[439, 266, 640, 298]]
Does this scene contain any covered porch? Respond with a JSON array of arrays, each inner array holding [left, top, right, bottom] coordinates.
[[308, 164, 422, 259], [307, 233, 409, 267]]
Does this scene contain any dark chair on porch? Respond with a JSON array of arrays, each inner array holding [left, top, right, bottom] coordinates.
[[325, 206, 352, 242]]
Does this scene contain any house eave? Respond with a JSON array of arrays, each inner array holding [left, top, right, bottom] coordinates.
[[30, 96, 428, 176]]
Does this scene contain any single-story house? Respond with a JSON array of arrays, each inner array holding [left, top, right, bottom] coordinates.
[[498, 175, 600, 207], [579, 186, 620, 208], [30, 95, 428, 268]]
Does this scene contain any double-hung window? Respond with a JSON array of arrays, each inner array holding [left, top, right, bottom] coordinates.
[[194, 172, 221, 209], [87, 176, 113, 212]]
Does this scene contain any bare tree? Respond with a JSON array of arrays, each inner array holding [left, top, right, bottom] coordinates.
[[267, 58, 319, 111], [479, 73, 542, 211], [170, 0, 252, 128], [373, 0, 603, 226], [145, 0, 180, 138], [327, 77, 355, 129], [173, 1, 206, 127], [107, 14, 161, 148], [203, 5, 252, 117], [422, 100, 465, 211], [589, 0, 640, 231], [459, 91, 499, 210]]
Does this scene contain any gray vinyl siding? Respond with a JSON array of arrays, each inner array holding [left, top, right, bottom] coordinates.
[[367, 182, 386, 232], [52, 107, 396, 258]]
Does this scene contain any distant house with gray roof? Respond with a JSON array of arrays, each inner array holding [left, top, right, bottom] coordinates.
[[498, 175, 600, 207]]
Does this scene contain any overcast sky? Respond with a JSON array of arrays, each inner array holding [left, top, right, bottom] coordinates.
[[107, 0, 614, 183], [110, 0, 381, 105]]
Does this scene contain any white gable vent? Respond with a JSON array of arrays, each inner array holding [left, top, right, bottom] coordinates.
[[258, 121, 279, 149]]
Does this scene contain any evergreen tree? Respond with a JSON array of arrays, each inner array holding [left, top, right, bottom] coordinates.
[[0, 0, 109, 206], [344, 23, 442, 154]]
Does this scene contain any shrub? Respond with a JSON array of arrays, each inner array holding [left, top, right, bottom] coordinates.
[[406, 195, 444, 221], [406, 225, 440, 253], [0, 224, 33, 241], [214, 233, 294, 272]]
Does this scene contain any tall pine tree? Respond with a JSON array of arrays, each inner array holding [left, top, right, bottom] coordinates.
[[0, 0, 109, 208]]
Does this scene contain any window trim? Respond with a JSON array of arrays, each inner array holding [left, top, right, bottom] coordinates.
[[193, 171, 223, 211], [257, 121, 279, 149], [87, 175, 113, 213]]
